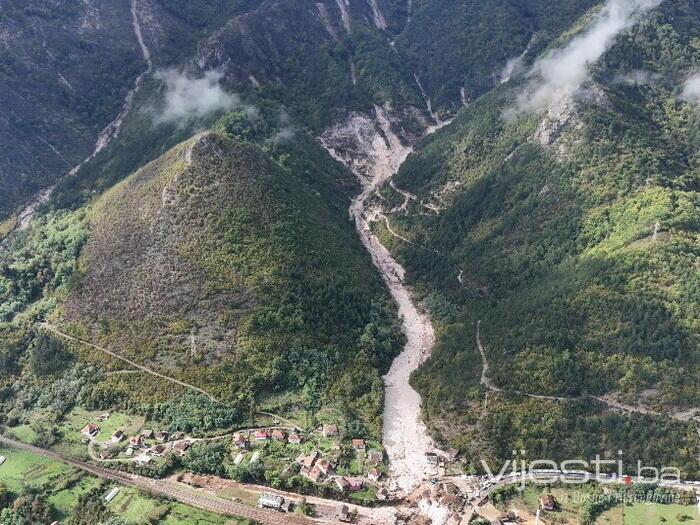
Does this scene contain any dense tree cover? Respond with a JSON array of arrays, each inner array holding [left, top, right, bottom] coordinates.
[[148, 394, 244, 433], [0, 489, 52, 525], [0, 211, 87, 321], [41, 127, 403, 437], [30, 332, 72, 376], [64, 488, 112, 525], [384, 0, 700, 471], [42, 0, 609, 219], [183, 441, 228, 476], [396, 0, 602, 111]]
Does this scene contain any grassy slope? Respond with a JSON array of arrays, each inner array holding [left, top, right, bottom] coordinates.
[[383, 0, 700, 473]]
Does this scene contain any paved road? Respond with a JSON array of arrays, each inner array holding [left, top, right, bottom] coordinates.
[[0, 435, 316, 525], [41, 323, 218, 401]]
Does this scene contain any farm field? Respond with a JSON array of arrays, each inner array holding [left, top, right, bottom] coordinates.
[[487, 484, 700, 525], [0, 447, 240, 524], [623, 502, 700, 524]]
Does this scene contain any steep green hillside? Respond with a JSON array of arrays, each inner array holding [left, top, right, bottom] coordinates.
[[380, 0, 700, 474], [396, 0, 602, 111], [0, 0, 145, 219], [46, 131, 402, 437], [42, 0, 607, 221]]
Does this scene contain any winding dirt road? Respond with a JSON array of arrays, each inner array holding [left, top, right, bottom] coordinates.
[[40, 323, 218, 401], [477, 321, 700, 421]]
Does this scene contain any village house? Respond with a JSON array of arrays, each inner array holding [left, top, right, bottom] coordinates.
[[151, 444, 167, 457], [307, 466, 325, 483], [367, 449, 383, 465], [125, 447, 134, 457], [271, 429, 286, 442], [316, 457, 333, 475], [155, 431, 169, 442], [135, 454, 152, 465], [129, 435, 144, 448], [97, 412, 110, 421], [540, 494, 557, 511], [425, 452, 439, 466], [111, 429, 125, 443], [254, 430, 270, 442], [322, 424, 339, 438], [288, 431, 303, 445], [351, 439, 366, 451], [347, 478, 364, 491], [297, 451, 319, 469], [368, 467, 382, 481], [494, 512, 519, 525], [441, 482, 459, 496], [233, 433, 249, 449], [81, 423, 100, 438], [440, 494, 462, 511], [335, 477, 350, 492], [141, 429, 154, 440], [233, 452, 246, 465], [173, 440, 191, 456]]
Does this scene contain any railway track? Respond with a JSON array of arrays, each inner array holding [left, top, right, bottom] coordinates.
[[0, 435, 315, 525]]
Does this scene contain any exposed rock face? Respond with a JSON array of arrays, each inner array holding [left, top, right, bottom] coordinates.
[[320, 105, 430, 183], [532, 84, 609, 158]]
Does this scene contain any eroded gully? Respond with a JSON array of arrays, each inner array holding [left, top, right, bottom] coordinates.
[[321, 106, 448, 494]]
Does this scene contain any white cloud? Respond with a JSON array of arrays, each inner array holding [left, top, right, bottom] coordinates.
[[613, 69, 661, 85], [268, 109, 296, 145], [681, 74, 700, 104], [516, 0, 663, 113], [155, 69, 240, 124]]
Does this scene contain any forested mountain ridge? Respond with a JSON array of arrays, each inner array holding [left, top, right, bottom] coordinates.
[[375, 0, 700, 475], [2, 0, 699, 512], [0, 0, 142, 219], [0, 122, 407, 446], [1, 0, 600, 224]]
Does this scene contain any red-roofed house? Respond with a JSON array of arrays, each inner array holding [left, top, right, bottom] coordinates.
[[254, 430, 270, 442], [81, 424, 100, 438], [348, 478, 364, 491]]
